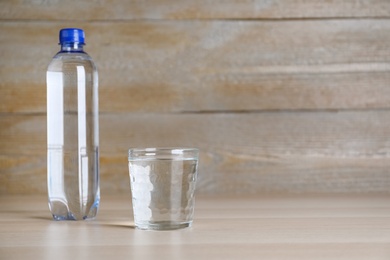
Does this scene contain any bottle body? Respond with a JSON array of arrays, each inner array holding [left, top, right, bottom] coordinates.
[[47, 41, 99, 220]]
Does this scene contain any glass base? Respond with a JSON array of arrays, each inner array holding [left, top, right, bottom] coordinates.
[[135, 221, 192, 230]]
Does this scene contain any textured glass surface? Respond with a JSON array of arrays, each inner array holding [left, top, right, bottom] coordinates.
[[129, 148, 198, 230]]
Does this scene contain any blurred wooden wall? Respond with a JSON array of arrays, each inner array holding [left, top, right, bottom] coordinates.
[[1, 0, 390, 195]]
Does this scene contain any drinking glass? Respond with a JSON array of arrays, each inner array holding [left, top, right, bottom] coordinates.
[[128, 148, 199, 230]]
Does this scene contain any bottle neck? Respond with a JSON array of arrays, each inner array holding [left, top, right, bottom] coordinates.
[[60, 42, 85, 52]]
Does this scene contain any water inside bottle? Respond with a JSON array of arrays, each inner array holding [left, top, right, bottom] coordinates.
[[47, 54, 99, 220]]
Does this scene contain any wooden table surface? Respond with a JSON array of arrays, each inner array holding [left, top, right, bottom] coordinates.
[[1, 194, 390, 260]]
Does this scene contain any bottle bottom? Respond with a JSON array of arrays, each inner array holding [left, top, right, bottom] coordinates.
[[49, 198, 100, 221]]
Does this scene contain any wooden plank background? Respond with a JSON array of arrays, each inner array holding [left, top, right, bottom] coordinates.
[[1, 0, 390, 195]]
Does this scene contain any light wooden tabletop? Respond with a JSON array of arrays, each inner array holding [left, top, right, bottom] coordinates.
[[1, 194, 390, 260]]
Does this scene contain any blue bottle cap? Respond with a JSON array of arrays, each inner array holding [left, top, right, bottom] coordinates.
[[59, 28, 85, 44]]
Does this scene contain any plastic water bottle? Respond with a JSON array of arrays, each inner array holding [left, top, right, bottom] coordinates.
[[47, 28, 99, 220]]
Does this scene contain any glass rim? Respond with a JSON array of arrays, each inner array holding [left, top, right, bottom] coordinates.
[[129, 147, 198, 152], [128, 147, 199, 160]]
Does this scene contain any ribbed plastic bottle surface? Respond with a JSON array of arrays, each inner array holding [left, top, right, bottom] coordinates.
[[47, 28, 99, 220]]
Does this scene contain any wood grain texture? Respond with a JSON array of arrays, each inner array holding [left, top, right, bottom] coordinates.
[[2, 1, 390, 196], [1, 195, 390, 259], [1, 0, 390, 20], [2, 111, 390, 195], [1, 20, 390, 113]]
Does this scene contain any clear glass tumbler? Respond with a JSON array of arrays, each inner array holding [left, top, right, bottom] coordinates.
[[128, 148, 199, 230]]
